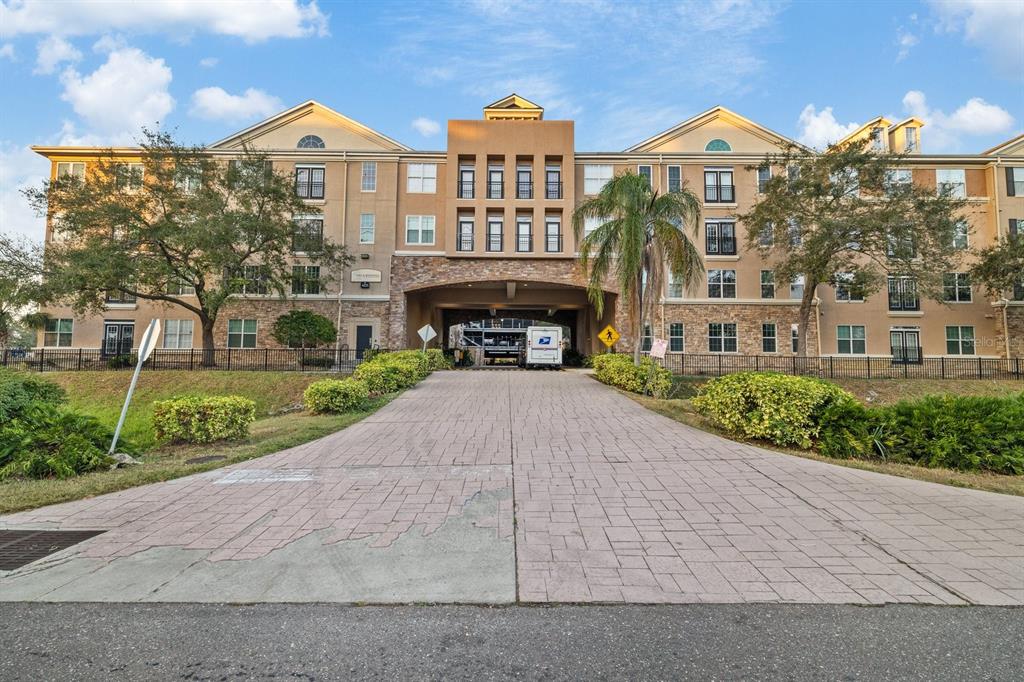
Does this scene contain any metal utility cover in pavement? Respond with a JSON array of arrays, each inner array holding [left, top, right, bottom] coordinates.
[[0, 530, 105, 570]]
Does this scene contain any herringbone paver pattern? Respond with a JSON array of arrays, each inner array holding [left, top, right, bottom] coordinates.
[[2, 370, 1022, 605]]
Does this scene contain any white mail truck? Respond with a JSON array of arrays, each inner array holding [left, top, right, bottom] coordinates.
[[522, 326, 563, 369]]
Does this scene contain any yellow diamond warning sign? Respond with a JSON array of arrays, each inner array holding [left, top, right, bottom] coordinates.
[[598, 325, 620, 348]]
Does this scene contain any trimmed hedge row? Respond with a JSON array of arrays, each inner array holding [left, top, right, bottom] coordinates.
[[592, 353, 672, 398], [153, 395, 257, 444], [692, 371, 1024, 474], [303, 349, 450, 414]]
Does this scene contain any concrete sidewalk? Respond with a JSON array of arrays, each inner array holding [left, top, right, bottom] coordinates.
[[1, 371, 1022, 604]]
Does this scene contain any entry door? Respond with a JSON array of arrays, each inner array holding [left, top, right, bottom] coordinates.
[[355, 325, 373, 359], [103, 322, 135, 356], [890, 329, 921, 363]]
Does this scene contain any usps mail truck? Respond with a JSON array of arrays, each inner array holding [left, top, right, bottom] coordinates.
[[523, 326, 563, 368]]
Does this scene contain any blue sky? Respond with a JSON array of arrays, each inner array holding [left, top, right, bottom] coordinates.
[[1, 0, 1022, 240]]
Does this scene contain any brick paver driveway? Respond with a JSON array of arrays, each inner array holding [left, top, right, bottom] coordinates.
[[2, 371, 1022, 605]]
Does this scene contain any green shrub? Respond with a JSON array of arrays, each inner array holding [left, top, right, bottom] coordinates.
[[0, 404, 124, 480], [0, 369, 67, 421], [424, 348, 453, 371], [592, 353, 672, 398], [152, 395, 256, 444], [106, 353, 137, 369], [303, 378, 370, 414], [272, 310, 337, 348], [816, 399, 885, 460], [692, 372, 855, 448]]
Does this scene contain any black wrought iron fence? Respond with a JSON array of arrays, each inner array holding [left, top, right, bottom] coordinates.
[[1, 347, 384, 373], [646, 353, 1024, 381]]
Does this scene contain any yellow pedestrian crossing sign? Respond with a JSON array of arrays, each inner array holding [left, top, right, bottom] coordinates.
[[599, 325, 620, 347]]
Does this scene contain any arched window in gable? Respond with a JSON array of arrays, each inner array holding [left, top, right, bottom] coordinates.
[[297, 135, 326, 149], [705, 138, 732, 152]]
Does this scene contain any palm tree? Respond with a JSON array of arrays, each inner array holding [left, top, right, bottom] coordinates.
[[572, 172, 703, 364]]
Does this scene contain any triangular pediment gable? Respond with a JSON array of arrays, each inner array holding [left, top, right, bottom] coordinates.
[[210, 100, 411, 152], [483, 93, 544, 120], [624, 106, 803, 154], [985, 133, 1024, 156]]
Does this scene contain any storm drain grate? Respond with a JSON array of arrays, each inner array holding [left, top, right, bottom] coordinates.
[[0, 530, 105, 570]]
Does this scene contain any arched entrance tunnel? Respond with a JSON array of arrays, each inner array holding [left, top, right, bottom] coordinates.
[[402, 279, 618, 355]]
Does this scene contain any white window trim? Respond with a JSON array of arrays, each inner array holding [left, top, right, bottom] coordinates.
[[406, 163, 438, 194], [583, 164, 613, 195], [361, 161, 377, 192], [226, 319, 258, 349], [359, 213, 375, 245], [405, 215, 436, 246]]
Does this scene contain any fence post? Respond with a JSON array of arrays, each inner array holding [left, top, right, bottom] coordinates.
[[2, 347, 7, 368], [792, 355, 797, 376], [189, 349, 195, 371], [264, 348, 270, 372], [941, 356, 945, 379], [978, 356, 983, 379], [903, 358, 908, 379], [1017, 358, 1021, 380], [39, 348, 44, 372], [227, 347, 231, 371], [755, 355, 759, 372], [300, 347, 305, 371], [717, 354, 722, 376], [829, 356, 834, 379], [867, 355, 871, 379]]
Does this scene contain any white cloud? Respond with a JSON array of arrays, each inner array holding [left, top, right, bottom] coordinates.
[[59, 47, 174, 142], [928, 0, 1024, 79], [33, 35, 81, 74], [902, 90, 1015, 151], [895, 29, 919, 61], [0, 143, 49, 242], [0, 0, 329, 42], [199, 57, 219, 68], [411, 117, 441, 137], [796, 104, 859, 149], [0, 43, 15, 60], [189, 87, 283, 123]]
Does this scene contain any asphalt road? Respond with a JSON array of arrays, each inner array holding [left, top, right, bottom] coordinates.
[[1, 603, 1020, 680]]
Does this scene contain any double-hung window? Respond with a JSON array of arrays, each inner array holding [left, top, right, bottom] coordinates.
[[704, 168, 734, 203], [667, 272, 683, 299], [163, 320, 194, 349], [790, 275, 805, 300], [488, 165, 504, 199], [757, 165, 771, 193], [583, 164, 612, 195], [459, 165, 475, 198], [359, 214, 375, 244], [945, 326, 975, 355], [787, 219, 802, 247], [834, 272, 863, 301], [295, 165, 325, 199], [705, 220, 737, 255], [115, 163, 144, 191], [56, 162, 85, 183], [361, 162, 376, 192], [407, 163, 437, 193], [166, 279, 195, 296], [904, 127, 918, 152], [709, 323, 737, 353], [761, 323, 777, 353], [1008, 167, 1024, 196], [291, 265, 321, 295], [791, 325, 799, 353], [516, 218, 532, 252], [487, 218, 503, 252], [516, 166, 532, 199], [936, 169, 966, 198], [884, 169, 912, 196], [637, 165, 652, 187], [43, 318, 73, 347], [943, 272, 972, 302], [641, 324, 653, 352], [952, 220, 969, 249], [405, 215, 436, 245], [760, 270, 775, 299], [227, 319, 257, 348], [887, 275, 919, 311], [669, 323, 684, 352], [886, 231, 917, 259], [545, 166, 562, 199], [292, 218, 324, 252], [757, 222, 774, 247], [105, 288, 137, 304], [235, 265, 268, 295], [837, 325, 866, 354], [708, 269, 736, 299], [667, 165, 681, 193]]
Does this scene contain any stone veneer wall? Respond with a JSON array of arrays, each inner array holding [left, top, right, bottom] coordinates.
[[656, 302, 820, 355], [387, 256, 628, 350], [213, 298, 389, 350], [995, 305, 1024, 359]]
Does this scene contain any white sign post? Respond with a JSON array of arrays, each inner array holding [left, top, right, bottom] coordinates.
[[418, 324, 437, 352], [109, 318, 160, 454]]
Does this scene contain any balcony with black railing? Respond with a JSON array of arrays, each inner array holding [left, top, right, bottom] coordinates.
[[545, 233, 563, 253], [516, 232, 533, 253], [545, 181, 563, 199], [516, 181, 533, 199], [458, 181, 474, 199], [891, 346, 923, 364], [487, 182, 504, 199], [704, 184, 735, 203], [456, 233, 474, 252]]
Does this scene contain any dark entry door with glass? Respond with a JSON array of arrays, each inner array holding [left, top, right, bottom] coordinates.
[[890, 328, 921, 364], [103, 322, 135, 356], [355, 325, 373, 359]]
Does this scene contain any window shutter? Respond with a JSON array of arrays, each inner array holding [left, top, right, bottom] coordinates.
[[1007, 167, 1016, 197]]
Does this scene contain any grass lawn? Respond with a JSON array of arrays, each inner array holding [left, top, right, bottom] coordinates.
[[0, 370, 392, 515], [627, 375, 1024, 498]]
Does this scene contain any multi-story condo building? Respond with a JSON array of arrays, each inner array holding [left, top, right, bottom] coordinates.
[[30, 95, 1024, 360]]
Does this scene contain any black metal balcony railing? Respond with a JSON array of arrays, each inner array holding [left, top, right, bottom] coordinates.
[[295, 181, 325, 200], [891, 347, 923, 365], [487, 182, 504, 199], [486, 232, 503, 252], [516, 181, 533, 199], [706, 237, 737, 255], [704, 184, 735, 203], [457, 234, 474, 252], [545, 233, 563, 253], [516, 232, 533, 252], [545, 181, 563, 199], [458, 181, 474, 199]]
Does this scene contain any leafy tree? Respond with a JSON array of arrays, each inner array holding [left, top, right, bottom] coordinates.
[[737, 142, 968, 355], [271, 310, 337, 348], [24, 130, 351, 359], [573, 172, 703, 364], [970, 235, 1024, 300], [0, 235, 44, 350]]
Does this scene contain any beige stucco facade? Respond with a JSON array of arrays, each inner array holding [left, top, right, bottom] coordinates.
[[30, 97, 1024, 360]]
